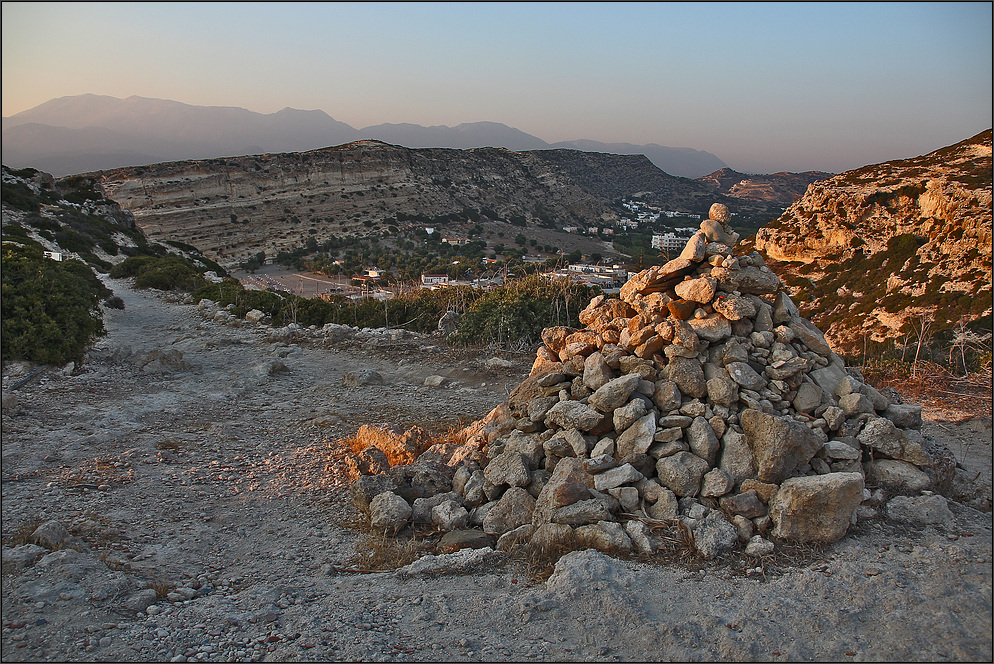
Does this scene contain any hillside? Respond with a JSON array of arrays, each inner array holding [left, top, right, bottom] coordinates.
[[90, 142, 788, 269], [697, 168, 832, 207], [753, 129, 993, 354]]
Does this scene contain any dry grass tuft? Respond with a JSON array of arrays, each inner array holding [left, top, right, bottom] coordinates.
[[865, 361, 992, 421], [1, 518, 45, 548], [149, 574, 175, 599], [349, 530, 430, 571]]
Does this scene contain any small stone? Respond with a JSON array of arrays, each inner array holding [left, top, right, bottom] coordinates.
[[744, 535, 775, 557]]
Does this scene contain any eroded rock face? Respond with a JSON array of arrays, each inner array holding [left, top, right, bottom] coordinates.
[[349, 201, 962, 562], [754, 130, 992, 352]]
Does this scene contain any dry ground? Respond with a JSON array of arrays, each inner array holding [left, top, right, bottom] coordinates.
[[1, 278, 991, 662]]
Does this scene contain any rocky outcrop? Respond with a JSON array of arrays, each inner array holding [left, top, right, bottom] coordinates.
[[697, 168, 831, 206], [753, 130, 992, 351], [349, 203, 957, 560]]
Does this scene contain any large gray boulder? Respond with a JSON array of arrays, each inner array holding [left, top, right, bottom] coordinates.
[[741, 409, 823, 484], [769, 473, 864, 543]]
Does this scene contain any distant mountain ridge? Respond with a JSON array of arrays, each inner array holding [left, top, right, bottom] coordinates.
[[2, 94, 729, 178]]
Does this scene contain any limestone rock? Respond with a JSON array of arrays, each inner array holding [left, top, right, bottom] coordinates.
[[665, 357, 707, 399], [30, 520, 71, 550], [344, 446, 391, 479], [529, 523, 576, 557], [687, 417, 720, 466], [769, 473, 864, 543], [356, 423, 429, 466], [533, 458, 594, 525], [573, 521, 632, 554], [886, 494, 955, 528], [545, 400, 605, 431], [688, 313, 732, 343], [718, 429, 757, 482], [587, 374, 642, 413], [857, 417, 929, 465], [700, 467, 735, 498], [351, 474, 402, 513], [592, 463, 645, 492], [693, 511, 738, 559], [495, 524, 536, 552], [388, 461, 454, 501], [412, 491, 463, 524], [883, 404, 924, 430], [483, 487, 536, 535], [741, 409, 823, 484], [655, 451, 710, 498], [437, 530, 495, 554], [432, 501, 470, 531], [1, 544, 47, 574], [744, 535, 775, 557], [864, 459, 931, 494], [615, 413, 657, 458], [369, 492, 412, 534], [674, 276, 717, 304]]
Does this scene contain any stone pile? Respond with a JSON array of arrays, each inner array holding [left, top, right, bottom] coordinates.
[[349, 203, 955, 560]]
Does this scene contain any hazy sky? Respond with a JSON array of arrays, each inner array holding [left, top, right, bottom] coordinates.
[[2, 2, 991, 173]]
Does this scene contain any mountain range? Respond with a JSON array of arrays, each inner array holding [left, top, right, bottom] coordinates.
[[1, 94, 731, 179]]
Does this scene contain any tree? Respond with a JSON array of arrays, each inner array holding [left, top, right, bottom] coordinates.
[[515, 233, 527, 247]]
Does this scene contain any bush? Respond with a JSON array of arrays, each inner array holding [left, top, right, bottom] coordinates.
[[2, 243, 111, 365], [1, 181, 40, 212], [452, 274, 597, 347], [111, 255, 207, 292]]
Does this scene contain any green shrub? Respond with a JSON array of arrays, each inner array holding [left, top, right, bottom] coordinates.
[[1, 181, 40, 212], [2, 243, 111, 365], [452, 275, 596, 347], [111, 255, 207, 292]]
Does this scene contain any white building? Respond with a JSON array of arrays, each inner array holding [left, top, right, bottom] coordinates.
[[421, 273, 450, 287], [651, 233, 687, 252]]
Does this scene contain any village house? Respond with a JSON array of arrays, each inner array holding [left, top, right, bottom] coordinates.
[[421, 273, 450, 287], [652, 232, 687, 252]]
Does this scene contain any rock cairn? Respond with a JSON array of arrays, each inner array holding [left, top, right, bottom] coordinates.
[[349, 203, 954, 560]]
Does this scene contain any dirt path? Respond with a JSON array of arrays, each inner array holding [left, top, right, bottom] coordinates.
[[2, 279, 991, 662]]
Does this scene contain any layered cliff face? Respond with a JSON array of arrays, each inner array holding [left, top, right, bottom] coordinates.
[[95, 141, 618, 266], [94, 141, 798, 269], [753, 130, 992, 351]]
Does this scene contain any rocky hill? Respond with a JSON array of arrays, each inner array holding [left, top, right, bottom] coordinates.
[[753, 129, 992, 353], [697, 168, 832, 207], [91, 142, 787, 268]]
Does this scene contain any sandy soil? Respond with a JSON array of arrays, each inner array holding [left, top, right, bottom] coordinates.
[[1, 278, 991, 662]]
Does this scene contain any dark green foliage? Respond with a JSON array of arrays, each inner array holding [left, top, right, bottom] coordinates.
[[5, 167, 38, 179], [452, 274, 597, 346], [1, 181, 40, 212], [110, 255, 207, 292], [1, 243, 110, 365]]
